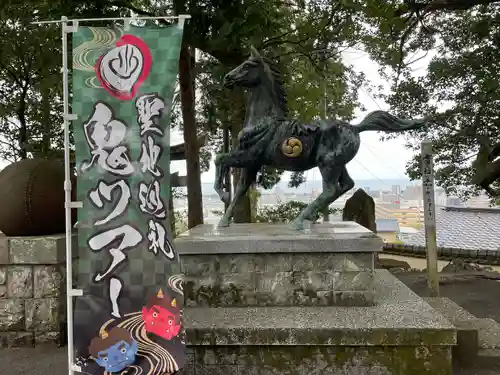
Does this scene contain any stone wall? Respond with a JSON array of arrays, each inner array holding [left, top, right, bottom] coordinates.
[[0, 234, 73, 347]]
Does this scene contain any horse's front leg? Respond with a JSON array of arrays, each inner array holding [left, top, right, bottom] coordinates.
[[214, 154, 231, 206], [218, 167, 259, 227], [214, 149, 262, 226]]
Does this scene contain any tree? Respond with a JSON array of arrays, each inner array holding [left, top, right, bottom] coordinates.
[[0, 4, 62, 161], [395, 0, 500, 15], [361, 1, 500, 200], [193, 0, 371, 211], [0, 0, 386, 224], [177, 37, 204, 227], [0, 0, 126, 163]]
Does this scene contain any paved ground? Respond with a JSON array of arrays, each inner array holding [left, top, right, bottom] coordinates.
[[3, 272, 500, 375]]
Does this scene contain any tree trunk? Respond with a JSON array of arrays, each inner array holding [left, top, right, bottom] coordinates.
[[179, 43, 203, 228], [169, 189, 176, 237]]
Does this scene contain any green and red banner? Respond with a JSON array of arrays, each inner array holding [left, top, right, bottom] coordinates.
[[71, 23, 184, 374]]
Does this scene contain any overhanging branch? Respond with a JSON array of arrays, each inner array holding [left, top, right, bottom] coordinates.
[[395, 0, 499, 16]]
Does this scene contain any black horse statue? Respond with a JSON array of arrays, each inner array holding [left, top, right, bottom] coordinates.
[[214, 46, 427, 230]]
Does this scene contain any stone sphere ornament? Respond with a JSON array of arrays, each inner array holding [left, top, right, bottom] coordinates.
[[0, 158, 76, 236]]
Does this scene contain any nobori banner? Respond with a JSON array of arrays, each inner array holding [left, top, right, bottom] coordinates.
[[71, 23, 184, 375]]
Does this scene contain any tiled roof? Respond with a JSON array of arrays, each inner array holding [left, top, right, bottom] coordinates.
[[376, 218, 400, 232], [405, 206, 500, 250]]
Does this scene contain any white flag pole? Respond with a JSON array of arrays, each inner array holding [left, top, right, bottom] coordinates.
[[61, 15, 74, 375], [61, 16, 83, 375]]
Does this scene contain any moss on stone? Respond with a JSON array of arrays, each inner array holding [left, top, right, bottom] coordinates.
[[189, 345, 452, 375]]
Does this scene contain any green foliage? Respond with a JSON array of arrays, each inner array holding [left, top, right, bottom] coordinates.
[[193, 0, 371, 189], [213, 199, 342, 224], [0, 3, 61, 161], [0, 0, 378, 195], [362, 1, 500, 200], [0, 0, 124, 162], [255, 200, 341, 224], [173, 210, 188, 237]]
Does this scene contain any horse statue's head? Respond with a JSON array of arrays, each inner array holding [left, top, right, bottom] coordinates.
[[223, 46, 267, 89], [223, 46, 288, 118]]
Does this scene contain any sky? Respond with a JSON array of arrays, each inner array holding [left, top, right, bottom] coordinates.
[[170, 47, 432, 183]]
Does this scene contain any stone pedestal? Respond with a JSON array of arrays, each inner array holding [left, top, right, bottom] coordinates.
[[0, 234, 75, 347], [176, 222, 456, 375], [176, 222, 380, 307]]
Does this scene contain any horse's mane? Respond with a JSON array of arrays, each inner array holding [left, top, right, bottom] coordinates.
[[260, 57, 289, 118]]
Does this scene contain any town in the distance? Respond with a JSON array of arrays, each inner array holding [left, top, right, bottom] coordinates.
[[172, 178, 494, 245]]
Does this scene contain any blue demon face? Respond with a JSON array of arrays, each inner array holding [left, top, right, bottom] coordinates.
[[94, 339, 138, 373]]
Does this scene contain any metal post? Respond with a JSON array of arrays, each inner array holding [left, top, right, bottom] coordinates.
[[421, 140, 439, 296], [61, 16, 75, 375]]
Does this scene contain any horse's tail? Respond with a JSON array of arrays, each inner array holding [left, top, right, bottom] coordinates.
[[354, 110, 427, 133]]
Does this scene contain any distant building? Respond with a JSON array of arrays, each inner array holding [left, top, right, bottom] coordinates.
[[376, 218, 400, 243], [402, 185, 422, 200], [405, 206, 500, 250], [367, 190, 381, 199], [375, 202, 397, 219], [391, 185, 401, 195], [446, 196, 462, 207], [397, 226, 419, 242], [381, 193, 400, 204], [467, 194, 492, 208], [393, 207, 424, 227]]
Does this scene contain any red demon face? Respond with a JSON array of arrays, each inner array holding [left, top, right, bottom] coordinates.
[[141, 289, 181, 340]]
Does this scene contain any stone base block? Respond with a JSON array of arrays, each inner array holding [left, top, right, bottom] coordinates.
[[184, 269, 375, 307], [424, 297, 479, 367], [183, 345, 452, 375], [175, 222, 383, 255], [0, 232, 69, 347], [183, 270, 456, 375], [0, 233, 77, 265], [177, 223, 380, 307]]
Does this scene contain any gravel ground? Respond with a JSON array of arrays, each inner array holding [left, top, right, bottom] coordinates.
[[2, 272, 500, 375]]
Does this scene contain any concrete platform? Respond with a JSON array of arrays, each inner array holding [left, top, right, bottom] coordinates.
[[183, 270, 456, 374], [175, 222, 383, 254], [176, 222, 381, 307], [425, 297, 479, 366]]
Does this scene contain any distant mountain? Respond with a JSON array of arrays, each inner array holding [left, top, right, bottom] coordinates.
[[196, 178, 414, 195]]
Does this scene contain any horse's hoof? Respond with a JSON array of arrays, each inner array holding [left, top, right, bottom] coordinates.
[[217, 219, 230, 228]]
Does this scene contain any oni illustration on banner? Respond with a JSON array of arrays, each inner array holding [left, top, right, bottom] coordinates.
[[71, 24, 184, 375]]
